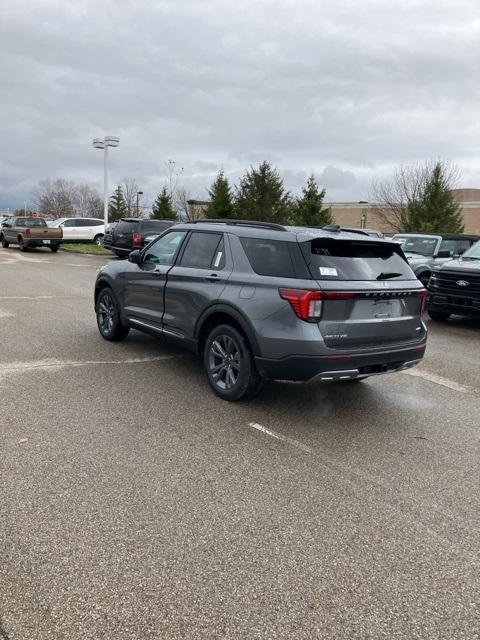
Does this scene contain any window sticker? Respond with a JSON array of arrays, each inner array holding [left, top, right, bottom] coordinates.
[[319, 267, 338, 277], [214, 251, 223, 268]]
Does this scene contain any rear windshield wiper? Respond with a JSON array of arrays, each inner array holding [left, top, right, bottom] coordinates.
[[376, 272, 403, 280]]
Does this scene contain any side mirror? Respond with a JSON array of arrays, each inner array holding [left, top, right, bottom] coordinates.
[[128, 249, 141, 264], [436, 250, 452, 258]]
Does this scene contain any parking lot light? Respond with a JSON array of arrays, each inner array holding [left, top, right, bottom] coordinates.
[[92, 136, 120, 229]]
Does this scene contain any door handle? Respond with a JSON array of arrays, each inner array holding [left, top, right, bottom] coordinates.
[[205, 273, 222, 282]]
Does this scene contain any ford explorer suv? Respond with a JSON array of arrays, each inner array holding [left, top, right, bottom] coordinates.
[[1, 217, 63, 252], [392, 233, 480, 286], [427, 240, 480, 321], [94, 220, 428, 401]]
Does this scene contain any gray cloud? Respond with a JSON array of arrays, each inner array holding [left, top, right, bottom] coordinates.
[[1, 0, 480, 209]]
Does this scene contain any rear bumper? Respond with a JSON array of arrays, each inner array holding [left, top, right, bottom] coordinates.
[[255, 342, 427, 382]]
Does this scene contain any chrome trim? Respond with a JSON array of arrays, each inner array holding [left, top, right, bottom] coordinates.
[[308, 359, 421, 383], [129, 319, 184, 339]]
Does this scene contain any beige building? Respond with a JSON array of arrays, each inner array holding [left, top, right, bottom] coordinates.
[[191, 190, 480, 234], [327, 188, 480, 235]]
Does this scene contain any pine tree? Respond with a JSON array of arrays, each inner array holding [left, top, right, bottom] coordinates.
[[151, 186, 177, 220], [108, 186, 127, 222], [407, 162, 464, 233], [234, 161, 292, 223], [205, 171, 234, 219], [293, 174, 333, 227]]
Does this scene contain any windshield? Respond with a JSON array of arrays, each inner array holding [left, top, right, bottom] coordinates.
[[304, 239, 414, 281], [393, 235, 438, 256], [462, 240, 480, 259]]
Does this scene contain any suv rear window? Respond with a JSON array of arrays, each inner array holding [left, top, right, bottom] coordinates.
[[304, 239, 413, 281], [240, 238, 296, 278], [141, 220, 171, 232]]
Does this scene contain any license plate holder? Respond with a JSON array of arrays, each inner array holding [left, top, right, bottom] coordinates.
[[43, 240, 51, 245]]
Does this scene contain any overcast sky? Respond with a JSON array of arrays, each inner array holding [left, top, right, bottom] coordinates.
[[1, 0, 480, 210]]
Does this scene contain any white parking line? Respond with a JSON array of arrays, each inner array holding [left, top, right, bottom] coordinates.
[[248, 422, 313, 453], [0, 309, 14, 318], [402, 368, 471, 394]]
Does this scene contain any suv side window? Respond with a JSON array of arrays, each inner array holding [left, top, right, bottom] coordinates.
[[179, 232, 224, 269], [143, 231, 187, 265], [240, 238, 296, 278], [63, 219, 77, 227], [90, 219, 103, 226], [455, 239, 472, 255]]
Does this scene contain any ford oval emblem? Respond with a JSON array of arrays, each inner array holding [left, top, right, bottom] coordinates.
[[456, 280, 469, 287]]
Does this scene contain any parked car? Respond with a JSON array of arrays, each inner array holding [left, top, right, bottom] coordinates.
[[391, 233, 480, 286], [94, 219, 427, 401], [345, 227, 384, 238], [1, 216, 63, 251], [48, 217, 105, 244], [427, 240, 480, 321], [103, 218, 175, 257]]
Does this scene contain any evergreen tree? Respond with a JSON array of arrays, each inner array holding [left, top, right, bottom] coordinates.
[[205, 171, 234, 219], [234, 161, 292, 223], [407, 162, 464, 233], [293, 174, 333, 227], [108, 186, 127, 222], [151, 186, 177, 220]]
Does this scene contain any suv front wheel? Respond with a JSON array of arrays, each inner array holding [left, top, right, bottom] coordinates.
[[96, 288, 130, 341], [204, 324, 262, 401]]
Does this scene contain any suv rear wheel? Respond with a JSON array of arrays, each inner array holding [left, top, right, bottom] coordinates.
[[204, 324, 262, 401], [1, 235, 8, 248], [96, 288, 130, 341]]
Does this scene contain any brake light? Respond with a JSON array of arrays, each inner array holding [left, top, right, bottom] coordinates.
[[25, 228, 31, 237], [278, 289, 323, 322], [132, 232, 142, 247], [418, 289, 428, 314]]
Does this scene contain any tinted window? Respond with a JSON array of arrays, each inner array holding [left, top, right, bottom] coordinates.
[[62, 219, 78, 227], [141, 221, 171, 232], [240, 238, 296, 278], [179, 232, 223, 269], [143, 231, 186, 265], [116, 221, 137, 234], [16, 218, 47, 227], [305, 239, 414, 281], [90, 219, 103, 226], [455, 239, 473, 255], [393, 235, 438, 256]]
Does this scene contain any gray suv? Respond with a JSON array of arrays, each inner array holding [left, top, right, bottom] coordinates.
[[392, 233, 480, 286], [94, 220, 427, 401]]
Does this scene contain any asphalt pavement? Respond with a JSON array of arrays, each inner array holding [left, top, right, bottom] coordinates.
[[0, 247, 479, 640]]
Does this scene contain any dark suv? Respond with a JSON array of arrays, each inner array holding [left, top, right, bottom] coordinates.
[[103, 218, 175, 257], [94, 220, 427, 401]]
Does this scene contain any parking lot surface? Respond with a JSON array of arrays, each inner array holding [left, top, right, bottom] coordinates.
[[1, 248, 479, 640]]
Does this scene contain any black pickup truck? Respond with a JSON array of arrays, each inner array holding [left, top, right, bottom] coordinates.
[[427, 240, 480, 321]]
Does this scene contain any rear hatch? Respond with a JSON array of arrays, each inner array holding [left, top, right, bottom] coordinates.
[[299, 235, 425, 350]]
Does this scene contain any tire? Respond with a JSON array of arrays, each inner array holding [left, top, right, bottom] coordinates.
[[418, 273, 431, 287], [50, 244, 60, 253], [203, 323, 262, 401], [1, 235, 9, 248], [428, 309, 450, 322], [96, 288, 130, 341], [94, 234, 104, 246], [18, 237, 28, 251]]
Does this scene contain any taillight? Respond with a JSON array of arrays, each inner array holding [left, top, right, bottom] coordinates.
[[418, 289, 428, 314], [279, 289, 323, 322], [25, 228, 31, 237], [132, 232, 142, 247]]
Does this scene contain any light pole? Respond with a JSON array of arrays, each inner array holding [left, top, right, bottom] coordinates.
[[136, 191, 143, 217], [93, 136, 120, 229]]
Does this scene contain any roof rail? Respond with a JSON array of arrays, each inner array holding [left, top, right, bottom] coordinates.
[[186, 219, 288, 232]]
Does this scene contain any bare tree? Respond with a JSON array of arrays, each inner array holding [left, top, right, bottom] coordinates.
[[75, 184, 103, 218], [370, 160, 459, 233], [120, 178, 145, 217], [32, 179, 77, 218]]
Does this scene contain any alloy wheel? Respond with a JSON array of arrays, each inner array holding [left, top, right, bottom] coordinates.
[[208, 334, 241, 390], [97, 293, 115, 336]]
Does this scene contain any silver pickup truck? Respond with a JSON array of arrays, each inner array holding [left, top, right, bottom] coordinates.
[[392, 233, 480, 286]]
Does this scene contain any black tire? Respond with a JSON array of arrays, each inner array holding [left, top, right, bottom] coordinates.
[[428, 309, 450, 322], [203, 324, 262, 401], [50, 244, 60, 253], [96, 288, 130, 341], [1, 235, 8, 248], [18, 237, 28, 251], [94, 234, 104, 246], [418, 273, 431, 287]]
